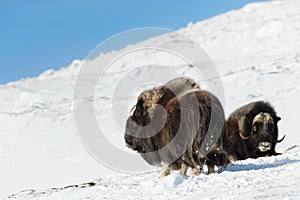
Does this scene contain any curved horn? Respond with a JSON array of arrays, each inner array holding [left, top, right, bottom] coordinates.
[[130, 105, 136, 117], [239, 132, 250, 140], [275, 135, 286, 143]]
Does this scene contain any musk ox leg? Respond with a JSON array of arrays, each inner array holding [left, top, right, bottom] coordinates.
[[207, 165, 215, 174], [191, 167, 201, 177], [179, 163, 188, 176], [206, 162, 215, 175], [159, 165, 171, 178]]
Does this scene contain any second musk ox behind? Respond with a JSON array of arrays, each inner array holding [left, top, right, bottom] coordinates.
[[124, 77, 231, 177], [226, 101, 285, 160]]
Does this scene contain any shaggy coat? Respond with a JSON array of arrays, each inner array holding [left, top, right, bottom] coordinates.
[[125, 77, 231, 176], [125, 77, 200, 172], [226, 101, 285, 160], [162, 89, 231, 175], [129, 77, 200, 127]]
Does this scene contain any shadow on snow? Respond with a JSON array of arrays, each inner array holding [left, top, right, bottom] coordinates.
[[225, 158, 300, 172]]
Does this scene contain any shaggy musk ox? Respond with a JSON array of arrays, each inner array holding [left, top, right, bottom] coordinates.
[[226, 101, 285, 160], [124, 77, 231, 177]]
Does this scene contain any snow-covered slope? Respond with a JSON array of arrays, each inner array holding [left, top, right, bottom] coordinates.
[[8, 149, 300, 199], [2, 0, 300, 199]]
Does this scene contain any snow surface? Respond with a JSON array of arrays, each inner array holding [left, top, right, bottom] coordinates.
[[2, 0, 300, 199]]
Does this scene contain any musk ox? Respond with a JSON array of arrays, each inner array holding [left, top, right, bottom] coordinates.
[[125, 77, 199, 175], [124, 77, 231, 177], [226, 101, 285, 160]]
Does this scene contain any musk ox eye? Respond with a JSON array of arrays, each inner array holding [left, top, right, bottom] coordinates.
[[253, 125, 257, 132]]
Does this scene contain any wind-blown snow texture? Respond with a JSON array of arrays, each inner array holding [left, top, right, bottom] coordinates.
[[2, 0, 300, 199]]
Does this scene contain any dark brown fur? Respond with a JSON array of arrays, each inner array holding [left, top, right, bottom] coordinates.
[[163, 90, 231, 174], [125, 77, 231, 176], [226, 101, 284, 160], [125, 77, 200, 171]]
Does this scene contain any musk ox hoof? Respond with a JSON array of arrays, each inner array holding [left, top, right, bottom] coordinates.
[[159, 165, 171, 178], [191, 168, 201, 177], [179, 163, 189, 176]]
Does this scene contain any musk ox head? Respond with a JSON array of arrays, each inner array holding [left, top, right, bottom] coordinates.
[[238, 112, 284, 153], [129, 87, 166, 126], [129, 77, 200, 127], [125, 86, 168, 152], [124, 118, 142, 152]]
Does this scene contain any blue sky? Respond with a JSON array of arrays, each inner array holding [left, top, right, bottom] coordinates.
[[0, 0, 266, 84]]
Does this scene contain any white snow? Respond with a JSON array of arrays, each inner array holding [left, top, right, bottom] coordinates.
[[1, 0, 300, 199]]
